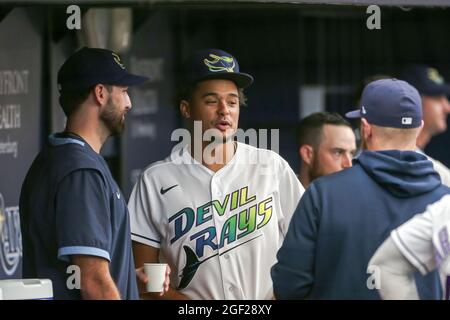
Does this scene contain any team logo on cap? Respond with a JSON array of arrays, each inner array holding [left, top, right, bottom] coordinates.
[[402, 117, 413, 125], [428, 68, 444, 85], [112, 52, 125, 70], [204, 54, 235, 73]]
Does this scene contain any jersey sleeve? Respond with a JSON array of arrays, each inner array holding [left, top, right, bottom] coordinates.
[[55, 169, 111, 262], [391, 208, 436, 275], [127, 172, 162, 248], [277, 157, 305, 235]]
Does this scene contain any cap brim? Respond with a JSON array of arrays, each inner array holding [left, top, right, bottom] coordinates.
[[58, 73, 149, 93], [195, 72, 254, 89], [345, 109, 362, 119], [422, 83, 450, 97], [111, 73, 149, 87]]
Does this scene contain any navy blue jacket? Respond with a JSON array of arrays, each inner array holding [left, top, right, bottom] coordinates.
[[272, 150, 450, 299]]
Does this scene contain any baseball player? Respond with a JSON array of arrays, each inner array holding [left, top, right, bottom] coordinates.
[[272, 79, 449, 300], [296, 112, 356, 188], [354, 73, 450, 188], [19, 47, 170, 299], [369, 195, 450, 299], [128, 48, 304, 300], [402, 66, 450, 187]]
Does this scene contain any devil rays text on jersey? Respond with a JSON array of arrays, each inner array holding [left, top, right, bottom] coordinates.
[[169, 186, 272, 289]]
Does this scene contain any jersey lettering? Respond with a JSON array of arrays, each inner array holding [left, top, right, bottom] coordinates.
[[169, 186, 273, 258]]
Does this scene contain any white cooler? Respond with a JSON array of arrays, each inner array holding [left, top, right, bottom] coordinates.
[[0, 279, 53, 300]]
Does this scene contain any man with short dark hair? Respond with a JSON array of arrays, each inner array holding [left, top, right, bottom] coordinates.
[[272, 79, 450, 299], [297, 112, 356, 188], [128, 48, 304, 300], [20, 47, 169, 299]]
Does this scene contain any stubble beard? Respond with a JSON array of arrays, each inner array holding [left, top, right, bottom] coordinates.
[[101, 98, 125, 136]]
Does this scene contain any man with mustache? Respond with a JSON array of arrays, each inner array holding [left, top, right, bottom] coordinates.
[[20, 47, 169, 299], [128, 49, 304, 299]]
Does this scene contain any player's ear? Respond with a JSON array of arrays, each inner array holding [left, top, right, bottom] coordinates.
[[93, 84, 110, 107], [300, 144, 314, 165], [180, 100, 191, 119], [360, 118, 371, 141]]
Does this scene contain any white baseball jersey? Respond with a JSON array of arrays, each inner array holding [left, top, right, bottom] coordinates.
[[391, 194, 450, 298], [128, 142, 304, 300]]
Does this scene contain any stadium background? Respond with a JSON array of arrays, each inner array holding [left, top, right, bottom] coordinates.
[[1, 0, 450, 279]]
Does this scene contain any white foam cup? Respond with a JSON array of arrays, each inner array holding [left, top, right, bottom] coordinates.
[[144, 263, 167, 292]]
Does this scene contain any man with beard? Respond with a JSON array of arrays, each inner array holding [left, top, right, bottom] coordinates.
[[296, 112, 356, 188], [272, 78, 450, 299], [19, 47, 170, 299], [128, 49, 304, 299]]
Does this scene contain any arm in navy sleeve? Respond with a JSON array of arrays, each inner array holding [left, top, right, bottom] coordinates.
[[271, 184, 320, 299], [55, 169, 112, 262]]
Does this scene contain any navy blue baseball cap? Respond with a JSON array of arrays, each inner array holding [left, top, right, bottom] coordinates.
[[57, 47, 149, 92], [346, 78, 422, 128], [183, 48, 253, 88], [402, 65, 450, 97]]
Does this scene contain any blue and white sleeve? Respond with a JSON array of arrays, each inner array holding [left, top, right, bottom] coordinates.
[[55, 169, 112, 263]]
